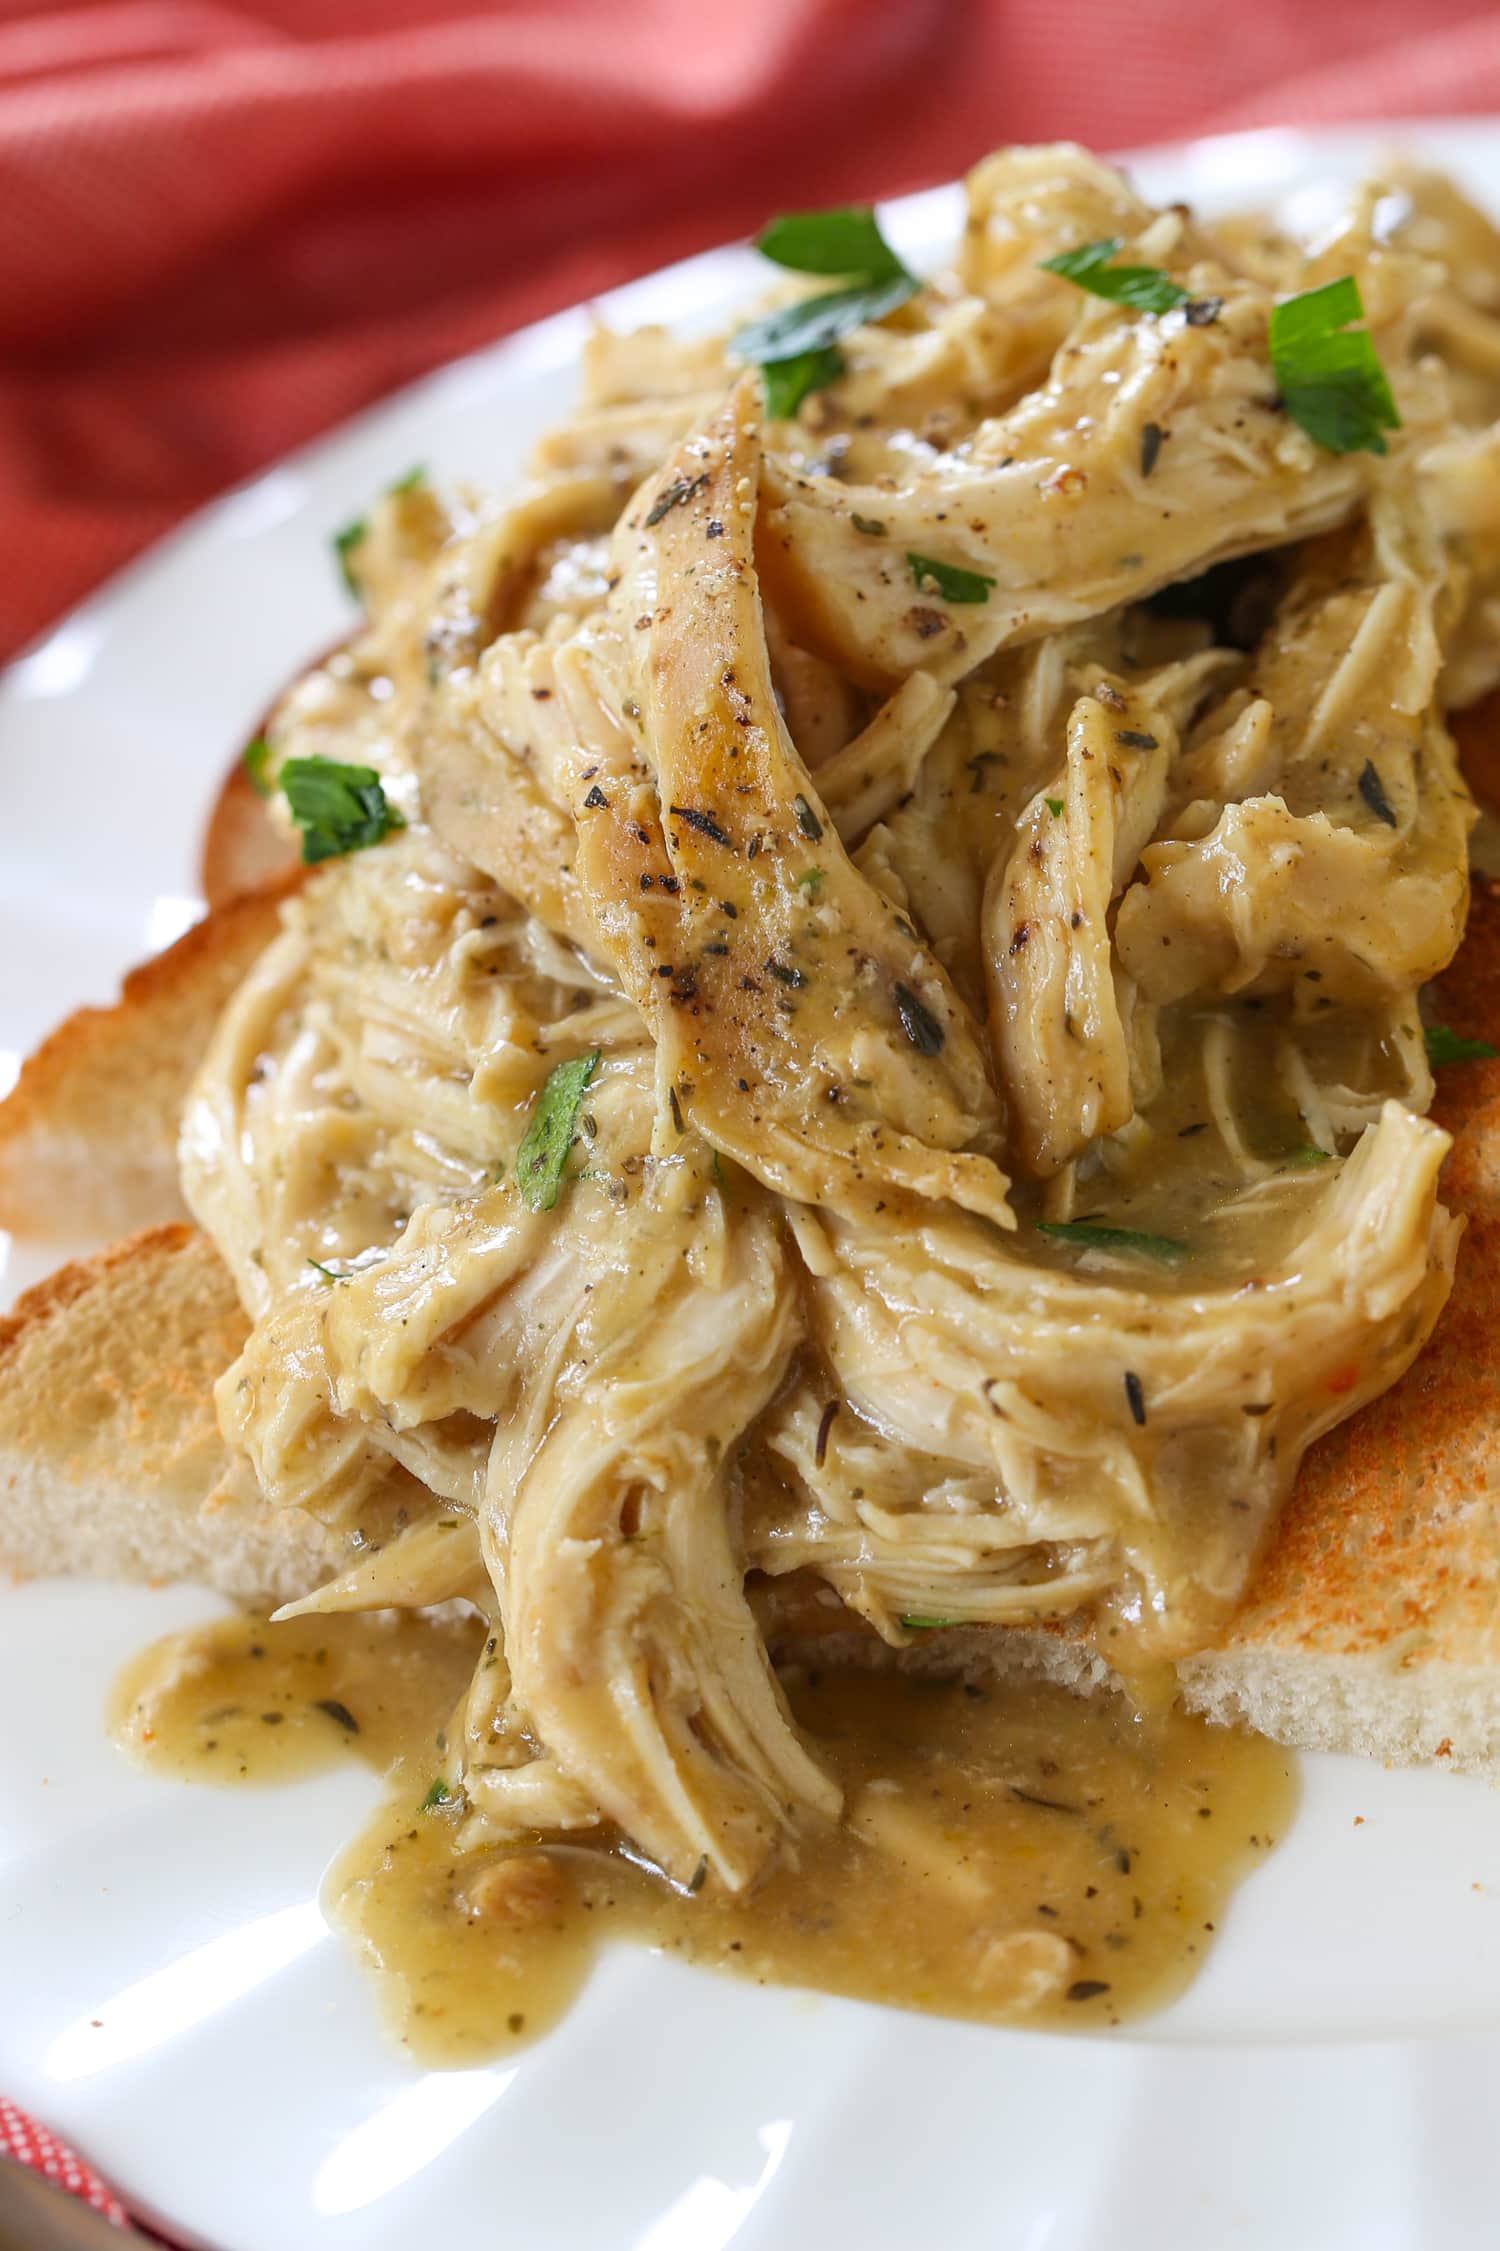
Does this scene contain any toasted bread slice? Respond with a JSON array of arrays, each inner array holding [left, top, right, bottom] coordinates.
[[0, 1224, 338, 1606], [202, 760, 300, 908], [0, 880, 294, 1242]]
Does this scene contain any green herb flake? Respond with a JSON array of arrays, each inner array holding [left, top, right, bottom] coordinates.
[[332, 516, 368, 598], [1268, 276, 1400, 457], [516, 1050, 601, 1211], [732, 205, 918, 418], [242, 734, 273, 797], [850, 512, 888, 536], [1039, 238, 1189, 316], [733, 275, 915, 375], [306, 1258, 349, 1285], [901, 1614, 960, 1631], [761, 346, 846, 421], [1044, 796, 1066, 817], [281, 756, 405, 865], [1036, 1221, 1188, 1262], [1283, 1142, 1334, 1167], [387, 464, 427, 494], [796, 867, 825, 895], [420, 1778, 452, 1812], [907, 552, 996, 605], [755, 206, 908, 282], [1425, 1023, 1499, 1067]]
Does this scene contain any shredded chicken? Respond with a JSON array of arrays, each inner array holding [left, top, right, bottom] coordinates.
[[182, 142, 1491, 1894]]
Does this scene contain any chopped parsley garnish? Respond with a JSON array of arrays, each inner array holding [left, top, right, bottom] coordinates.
[[516, 1051, 601, 1211], [1357, 758, 1398, 827], [1283, 1141, 1334, 1167], [730, 205, 917, 417], [796, 867, 825, 895], [332, 517, 366, 598], [907, 552, 995, 605], [281, 756, 405, 865], [901, 1614, 960, 1631], [1268, 276, 1400, 456], [332, 466, 428, 596], [850, 512, 888, 536], [1036, 1221, 1188, 1262], [1425, 1023, 1498, 1066], [306, 1258, 349, 1285], [893, 981, 945, 1056], [1044, 796, 1066, 817], [762, 347, 846, 421], [242, 734, 273, 797], [1040, 238, 1189, 316], [756, 206, 909, 281], [420, 1778, 452, 1812]]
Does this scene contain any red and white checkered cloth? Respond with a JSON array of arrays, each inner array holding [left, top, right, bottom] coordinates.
[[0, 2094, 132, 2228]]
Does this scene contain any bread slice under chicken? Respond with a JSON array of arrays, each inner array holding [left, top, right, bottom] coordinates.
[[0, 878, 296, 1242], [0, 1224, 337, 1606]]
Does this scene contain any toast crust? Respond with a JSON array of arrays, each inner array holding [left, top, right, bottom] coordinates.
[[0, 878, 296, 1241], [0, 1224, 338, 1606], [202, 760, 300, 908]]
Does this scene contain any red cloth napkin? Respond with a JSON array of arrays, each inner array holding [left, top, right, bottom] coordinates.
[[4, 0, 1500, 664]]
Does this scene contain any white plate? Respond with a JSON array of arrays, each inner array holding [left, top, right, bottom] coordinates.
[[4, 119, 1500, 2251]]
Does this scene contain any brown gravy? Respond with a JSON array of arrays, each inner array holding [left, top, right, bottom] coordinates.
[[111, 1611, 1294, 2064]]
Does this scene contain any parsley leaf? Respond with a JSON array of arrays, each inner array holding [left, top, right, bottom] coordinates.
[[762, 347, 846, 420], [1268, 277, 1400, 456], [756, 206, 908, 282], [1044, 795, 1065, 817], [901, 1614, 961, 1631], [1425, 1022, 1498, 1067], [516, 1051, 601, 1211], [281, 757, 404, 865], [306, 1258, 349, 1285], [1283, 1141, 1334, 1167], [732, 274, 916, 371], [242, 734, 273, 797], [731, 206, 918, 418], [1040, 238, 1189, 316], [907, 552, 995, 604], [420, 1778, 452, 1812], [332, 517, 367, 598], [1036, 1221, 1188, 1262], [332, 467, 429, 597]]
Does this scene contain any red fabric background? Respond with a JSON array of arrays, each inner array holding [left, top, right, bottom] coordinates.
[[4, 0, 1500, 660]]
